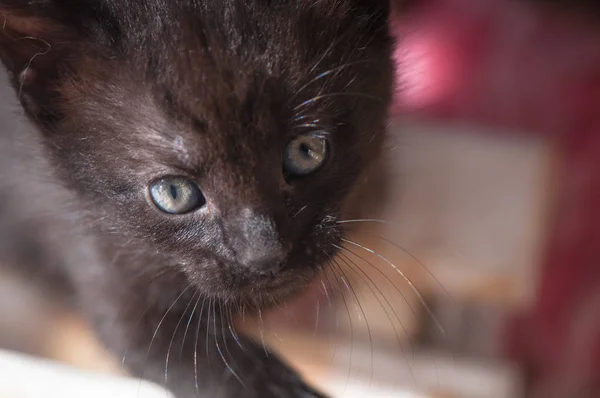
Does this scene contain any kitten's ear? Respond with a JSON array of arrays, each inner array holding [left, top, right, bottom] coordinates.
[[0, 2, 87, 122], [0, 3, 72, 80]]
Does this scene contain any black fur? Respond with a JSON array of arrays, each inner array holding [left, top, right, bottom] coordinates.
[[0, 1, 393, 397]]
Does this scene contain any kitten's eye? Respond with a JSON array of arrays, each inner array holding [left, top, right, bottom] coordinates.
[[283, 135, 328, 177], [149, 177, 205, 214]]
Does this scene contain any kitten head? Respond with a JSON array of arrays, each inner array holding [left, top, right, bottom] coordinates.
[[0, 0, 393, 304]]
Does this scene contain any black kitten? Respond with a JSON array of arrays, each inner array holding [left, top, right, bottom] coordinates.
[[0, 1, 393, 397]]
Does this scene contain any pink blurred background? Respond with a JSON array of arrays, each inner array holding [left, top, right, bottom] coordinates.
[[390, 1, 600, 396]]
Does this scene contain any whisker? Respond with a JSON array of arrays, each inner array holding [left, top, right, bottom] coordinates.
[[165, 290, 199, 383], [333, 258, 374, 389], [377, 235, 452, 299], [313, 299, 321, 337], [213, 300, 245, 387], [337, 252, 417, 386], [121, 301, 155, 369], [180, 294, 202, 359], [290, 60, 376, 102], [304, 37, 340, 81], [325, 257, 354, 395], [294, 92, 385, 113], [290, 113, 335, 123], [282, 300, 298, 325], [320, 279, 333, 310], [146, 285, 193, 357], [219, 302, 245, 387], [341, 238, 446, 336], [226, 300, 263, 365], [334, 243, 419, 322], [241, 302, 247, 322], [337, 219, 394, 226], [291, 123, 321, 130], [257, 306, 269, 357], [339, 225, 455, 341], [137, 284, 192, 398], [319, 273, 340, 367], [226, 301, 245, 353], [119, 268, 182, 368], [194, 297, 208, 394], [337, 251, 414, 347], [205, 298, 213, 367]]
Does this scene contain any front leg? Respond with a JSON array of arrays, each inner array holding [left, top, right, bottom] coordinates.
[[90, 292, 327, 398]]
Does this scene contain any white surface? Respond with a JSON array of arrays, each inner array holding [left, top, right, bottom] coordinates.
[[326, 378, 426, 398], [0, 349, 174, 398], [0, 348, 426, 398]]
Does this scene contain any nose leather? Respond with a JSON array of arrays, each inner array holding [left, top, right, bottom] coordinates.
[[235, 209, 287, 273]]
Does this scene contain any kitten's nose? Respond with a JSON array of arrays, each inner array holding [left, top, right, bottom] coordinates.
[[238, 244, 287, 274], [235, 209, 288, 274]]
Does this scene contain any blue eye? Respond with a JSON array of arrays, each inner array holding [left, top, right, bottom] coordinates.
[[149, 177, 205, 214], [283, 135, 328, 176]]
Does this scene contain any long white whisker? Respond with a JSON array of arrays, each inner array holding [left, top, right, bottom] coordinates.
[[226, 300, 246, 353], [165, 290, 199, 383], [294, 92, 384, 113], [313, 298, 321, 337], [147, 285, 193, 356], [137, 284, 192, 398], [319, 271, 340, 367], [377, 235, 452, 298], [337, 219, 393, 226], [257, 306, 269, 357], [326, 258, 354, 395], [333, 258, 374, 389], [341, 238, 446, 336], [337, 252, 417, 386], [290, 60, 375, 103], [214, 301, 245, 387], [194, 297, 208, 393], [333, 243, 419, 322], [337, 251, 416, 352], [180, 294, 202, 358], [205, 298, 213, 370]]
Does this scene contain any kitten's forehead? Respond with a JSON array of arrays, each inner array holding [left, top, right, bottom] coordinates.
[[107, 0, 390, 97], [54, 0, 393, 179]]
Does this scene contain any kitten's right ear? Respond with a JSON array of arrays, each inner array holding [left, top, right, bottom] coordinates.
[[0, 2, 82, 122], [0, 2, 72, 80]]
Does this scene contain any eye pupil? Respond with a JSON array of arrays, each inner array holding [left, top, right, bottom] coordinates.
[[300, 143, 311, 155], [170, 184, 178, 199], [283, 134, 329, 177]]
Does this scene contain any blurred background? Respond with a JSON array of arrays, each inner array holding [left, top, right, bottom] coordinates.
[[1, 0, 600, 397]]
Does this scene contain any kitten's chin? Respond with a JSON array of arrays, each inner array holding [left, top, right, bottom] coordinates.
[[240, 269, 323, 309], [187, 265, 324, 309], [241, 271, 325, 313]]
